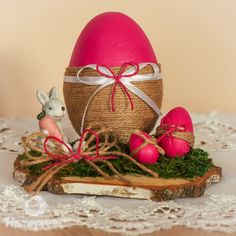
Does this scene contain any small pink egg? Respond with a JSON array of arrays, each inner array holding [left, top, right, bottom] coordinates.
[[158, 136, 190, 158], [129, 132, 159, 164], [157, 107, 194, 158]]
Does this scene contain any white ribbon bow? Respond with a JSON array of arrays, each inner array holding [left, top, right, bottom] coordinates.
[[64, 62, 162, 134]]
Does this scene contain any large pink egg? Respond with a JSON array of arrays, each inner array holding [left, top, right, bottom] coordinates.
[[157, 107, 194, 158], [129, 132, 159, 164], [69, 12, 157, 67]]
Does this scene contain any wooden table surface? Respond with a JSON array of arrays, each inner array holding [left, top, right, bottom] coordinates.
[[0, 225, 235, 236]]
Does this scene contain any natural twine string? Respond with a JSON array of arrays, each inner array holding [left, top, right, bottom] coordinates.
[[20, 127, 159, 193], [130, 130, 165, 157], [156, 124, 195, 147]]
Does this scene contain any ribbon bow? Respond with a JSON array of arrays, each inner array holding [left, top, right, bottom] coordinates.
[[95, 62, 139, 112], [67, 62, 162, 134], [156, 124, 195, 146], [43, 129, 117, 170]]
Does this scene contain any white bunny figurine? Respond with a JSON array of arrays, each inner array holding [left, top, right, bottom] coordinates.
[[36, 87, 68, 142]]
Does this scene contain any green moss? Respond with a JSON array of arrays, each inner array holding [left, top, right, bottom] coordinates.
[[28, 150, 42, 157], [18, 153, 28, 161], [146, 148, 212, 178], [56, 148, 212, 179], [27, 161, 52, 176], [17, 147, 213, 179], [17, 150, 46, 176], [18, 150, 42, 160]]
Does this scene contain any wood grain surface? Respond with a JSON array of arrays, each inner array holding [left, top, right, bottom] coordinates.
[[14, 165, 222, 201]]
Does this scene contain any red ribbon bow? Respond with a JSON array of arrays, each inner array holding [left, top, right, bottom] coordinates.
[[43, 129, 117, 171], [157, 124, 187, 143], [96, 62, 139, 112]]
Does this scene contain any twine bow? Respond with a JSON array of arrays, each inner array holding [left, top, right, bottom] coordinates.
[[21, 127, 159, 193], [131, 130, 165, 157], [156, 124, 195, 146], [63, 62, 162, 134], [43, 129, 117, 170]]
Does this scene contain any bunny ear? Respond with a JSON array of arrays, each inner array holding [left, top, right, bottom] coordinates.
[[36, 89, 49, 105], [49, 87, 59, 98]]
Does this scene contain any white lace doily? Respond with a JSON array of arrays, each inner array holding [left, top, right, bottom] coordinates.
[[0, 112, 236, 235], [1, 185, 236, 235]]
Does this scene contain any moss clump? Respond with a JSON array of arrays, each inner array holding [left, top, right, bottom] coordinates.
[[18, 150, 42, 161], [27, 161, 52, 176], [146, 148, 212, 178], [17, 147, 213, 179], [28, 150, 42, 157]]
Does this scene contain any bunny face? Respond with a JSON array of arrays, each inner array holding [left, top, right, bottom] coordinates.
[[36, 87, 66, 120], [43, 98, 65, 120]]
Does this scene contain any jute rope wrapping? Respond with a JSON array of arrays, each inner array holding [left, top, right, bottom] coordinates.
[[156, 125, 195, 147], [64, 64, 163, 143]]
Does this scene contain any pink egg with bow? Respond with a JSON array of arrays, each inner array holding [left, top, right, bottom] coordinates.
[[69, 12, 157, 67], [129, 131, 159, 164], [157, 107, 194, 158]]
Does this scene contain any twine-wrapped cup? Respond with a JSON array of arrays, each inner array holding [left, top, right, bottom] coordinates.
[[63, 12, 163, 143]]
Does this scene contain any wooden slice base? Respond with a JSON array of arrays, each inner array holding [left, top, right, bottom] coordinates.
[[13, 166, 222, 201]]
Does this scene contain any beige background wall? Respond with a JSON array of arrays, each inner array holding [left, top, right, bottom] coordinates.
[[0, 0, 235, 117]]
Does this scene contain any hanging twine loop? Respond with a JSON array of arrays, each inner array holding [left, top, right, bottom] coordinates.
[[96, 62, 139, 112], [156, 124, 195, 147], [131, 130, 165, 157]]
